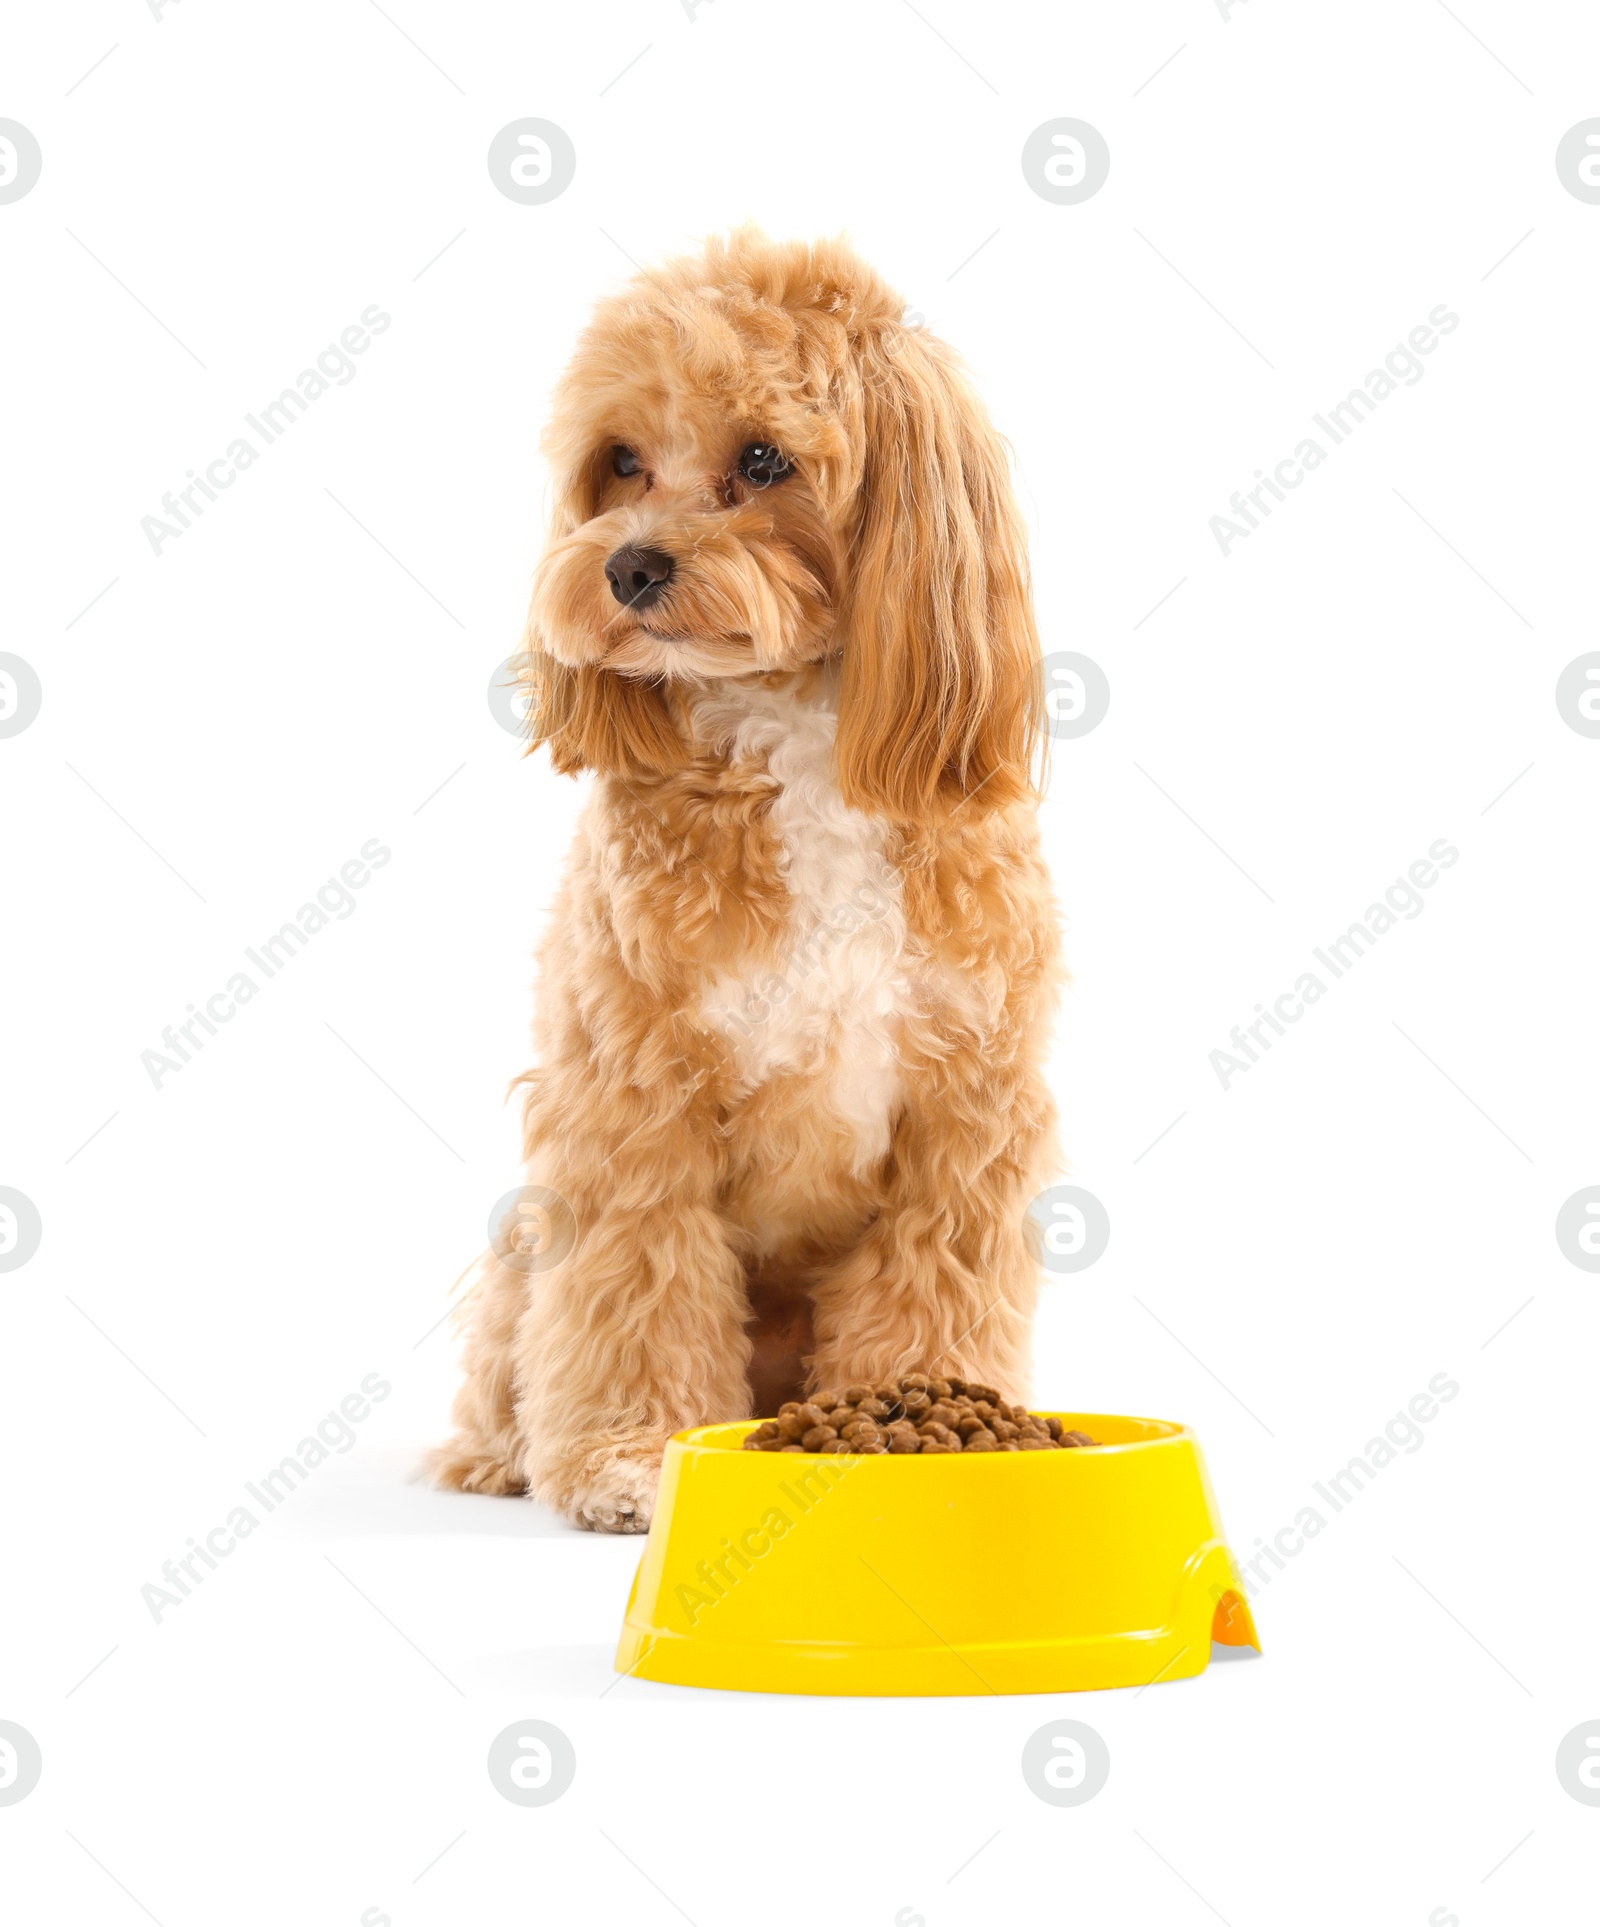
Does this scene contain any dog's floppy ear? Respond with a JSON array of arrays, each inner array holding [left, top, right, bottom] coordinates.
[[521, 454, 686, 779], [522, 654, 685, 779], [833, 329, 1042, 824]]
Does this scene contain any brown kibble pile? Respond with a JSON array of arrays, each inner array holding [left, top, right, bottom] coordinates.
[[742, 1375, 1098, 1455]]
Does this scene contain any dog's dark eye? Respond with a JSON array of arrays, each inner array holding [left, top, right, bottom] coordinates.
[[736, 442, 791, 488], [611, 446, 642, 477]]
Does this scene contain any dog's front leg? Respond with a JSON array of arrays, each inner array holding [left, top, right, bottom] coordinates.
[[512, 1059, 750, 1533]]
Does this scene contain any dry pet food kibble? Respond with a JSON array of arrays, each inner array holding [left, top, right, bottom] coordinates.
[[742, 1375, 1098, 1455]]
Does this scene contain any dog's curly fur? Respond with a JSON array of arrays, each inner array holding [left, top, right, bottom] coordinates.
[[433, 228, 1062, 1531]]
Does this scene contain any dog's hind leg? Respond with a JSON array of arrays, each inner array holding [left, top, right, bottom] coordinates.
[[429, 1250, 531, 1495]]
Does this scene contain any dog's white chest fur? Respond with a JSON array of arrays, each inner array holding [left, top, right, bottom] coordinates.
[[692, 677, 912, 1167]]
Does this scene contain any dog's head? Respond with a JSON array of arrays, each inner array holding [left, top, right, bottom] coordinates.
[[523, 228, 1041, 822]]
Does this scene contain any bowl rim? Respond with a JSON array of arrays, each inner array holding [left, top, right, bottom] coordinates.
[[672, 1412, 1197, 1458]]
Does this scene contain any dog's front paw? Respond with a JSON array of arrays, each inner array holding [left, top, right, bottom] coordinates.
[[572, 1454, 661, 1533], [535, 1441, 663, 1534]]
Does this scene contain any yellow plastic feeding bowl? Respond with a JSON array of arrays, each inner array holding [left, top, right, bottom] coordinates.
[[615, 1413, 1259, 1696]]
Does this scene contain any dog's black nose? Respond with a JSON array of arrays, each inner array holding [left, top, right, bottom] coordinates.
[[604, 544, 675, 610]]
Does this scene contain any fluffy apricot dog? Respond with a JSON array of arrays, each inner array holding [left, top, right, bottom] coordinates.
[[434, 229, 1061, 1531]]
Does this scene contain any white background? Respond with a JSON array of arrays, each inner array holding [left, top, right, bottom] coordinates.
[[3, 0, 1597, 1921]]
